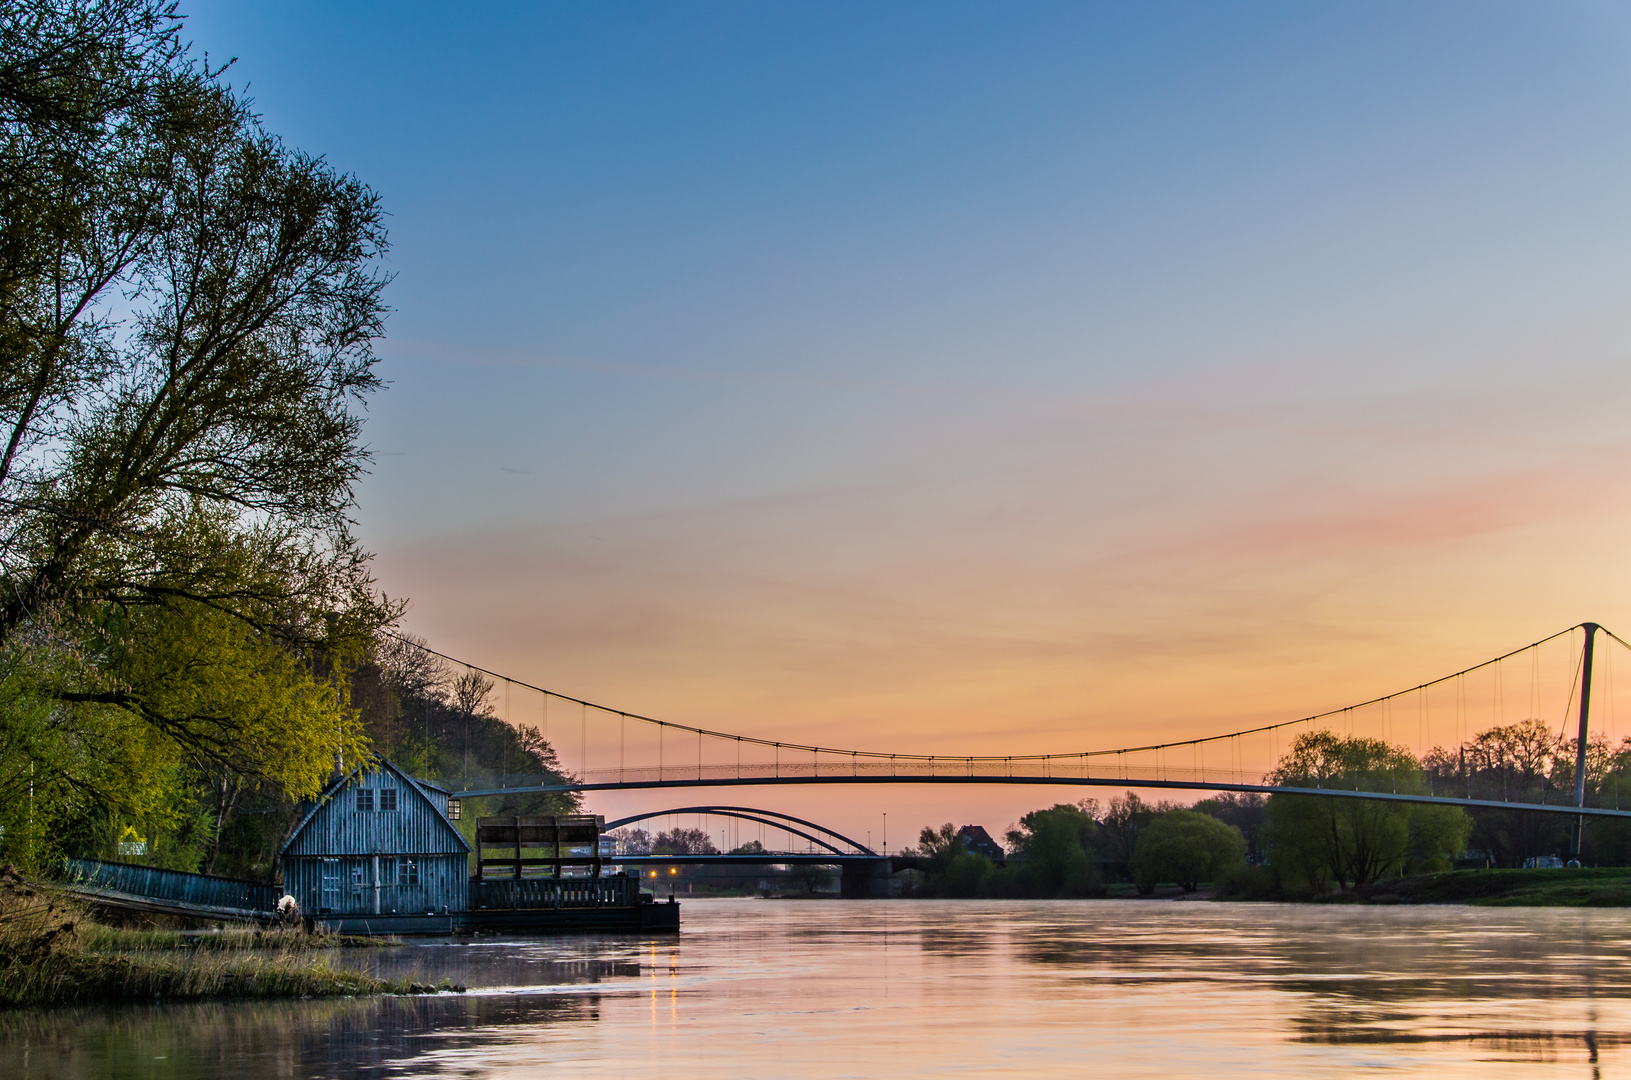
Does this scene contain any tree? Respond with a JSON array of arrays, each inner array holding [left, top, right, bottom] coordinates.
[[0, 2, 399, 866], [911, 822, 965, 872], [1265, 731, 1469, 890], [1191, 793, 1266, 862], [1004, 802, 1101, 897], [1130, 810, 1245, 892], [786, 863, 832, 895], [941, 851, 992, 897], [609, 827, 652, 855], [1421, 718, 1569, 867], [1097, 792, 1158, 878], [652, 828, 717, 856], [903, 822, 989, 895]]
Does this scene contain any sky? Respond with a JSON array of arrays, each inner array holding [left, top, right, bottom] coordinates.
[[187, 1, 1631, 845]]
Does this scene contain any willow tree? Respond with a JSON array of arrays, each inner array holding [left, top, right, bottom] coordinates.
[[1264, 731, 1469, 890], [0, 1, 397, 865]]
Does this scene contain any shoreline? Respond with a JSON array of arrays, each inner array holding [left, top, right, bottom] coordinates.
[[0, 873, 464, 1010]]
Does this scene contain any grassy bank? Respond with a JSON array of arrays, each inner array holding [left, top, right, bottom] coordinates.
[[1328, 868, 1631, 907], [0, 868, 459, 1008]]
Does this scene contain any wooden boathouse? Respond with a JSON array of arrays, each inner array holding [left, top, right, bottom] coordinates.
[[57, 756, 677, 934], [270, 755, 676, 934], [280, 757, 471, 923]]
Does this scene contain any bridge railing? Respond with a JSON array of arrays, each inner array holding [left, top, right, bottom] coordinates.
[[440, 760, 1274, 788], [469, 874, 641, 910], [442, 764, 1631, 814], [62, 858, 279, 913]]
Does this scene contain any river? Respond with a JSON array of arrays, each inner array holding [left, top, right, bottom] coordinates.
[[5, 898, 1631, 1078]]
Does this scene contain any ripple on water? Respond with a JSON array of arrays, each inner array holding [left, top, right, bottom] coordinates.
[[3, 899, 1630, 1078]]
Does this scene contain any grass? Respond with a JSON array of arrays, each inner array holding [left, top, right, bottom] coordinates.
[[0, 866, 461, 1008], [1337, 867, 1631, 907], [74, 923, 391, 952]]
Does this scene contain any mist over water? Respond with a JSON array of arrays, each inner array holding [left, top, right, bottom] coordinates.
[[6, 899, 1630, 1078]]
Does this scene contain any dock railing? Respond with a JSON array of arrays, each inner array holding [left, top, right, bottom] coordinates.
[[470, 873, 640, 910], [62, 858, 279, 914]]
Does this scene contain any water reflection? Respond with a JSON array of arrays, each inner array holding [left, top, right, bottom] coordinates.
[[6, 900, 1631, 1078], [0, 994, 599, 1080]]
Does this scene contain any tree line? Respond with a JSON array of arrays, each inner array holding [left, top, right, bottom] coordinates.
[[909, 722, 1631, 899]]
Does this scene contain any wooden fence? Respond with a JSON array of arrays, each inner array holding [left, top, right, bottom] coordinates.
[[470, 874, 640, 910]]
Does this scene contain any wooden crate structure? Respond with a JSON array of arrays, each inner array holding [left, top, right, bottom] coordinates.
[[476, 815, 606, 880]]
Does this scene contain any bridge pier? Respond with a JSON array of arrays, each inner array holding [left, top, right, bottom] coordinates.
[[840, 858, 893, 899]]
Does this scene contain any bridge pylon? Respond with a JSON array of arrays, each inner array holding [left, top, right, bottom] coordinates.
[[1571, 622, 1598, 860]]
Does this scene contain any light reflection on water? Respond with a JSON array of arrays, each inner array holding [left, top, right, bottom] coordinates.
[[6, 899, 1631, 1078]]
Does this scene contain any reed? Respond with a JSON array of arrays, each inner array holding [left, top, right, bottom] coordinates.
[[0, 867, 454, 1007]]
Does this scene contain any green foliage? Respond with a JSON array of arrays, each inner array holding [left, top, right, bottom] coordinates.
[[1350, 867, 1631, 907], [367, 650, 579, 820], [1217, 860, 1279, 900], [1584, 767, 1631, 866], [913, 823, 963, 867], [1129, 810, 1245, 892], [1189, 793, 1266, 861], [1096, 792, 1155, 877], [907, 805, 1105, 898], [1265, 731, 1471, 889], [0, 3, 400, 870], [1002, 803, 1102, 897], [942, 851, 993, 897], [1421, 717, 1575, 866]]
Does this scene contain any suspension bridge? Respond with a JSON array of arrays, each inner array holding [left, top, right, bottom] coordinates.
[[413, 623, 1631, 860]]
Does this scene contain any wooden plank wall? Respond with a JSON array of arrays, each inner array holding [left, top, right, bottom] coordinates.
[[283, 853, 468, 915], [284, 771, 467, 857]]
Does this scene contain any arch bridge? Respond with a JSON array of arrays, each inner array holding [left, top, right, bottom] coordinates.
[[602, 805, 893, 898]]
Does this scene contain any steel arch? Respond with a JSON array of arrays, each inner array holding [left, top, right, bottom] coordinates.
[[603, 805, 877, 856]]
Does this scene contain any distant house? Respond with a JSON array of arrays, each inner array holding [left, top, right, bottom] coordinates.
[[956, 825, 1004, 861], [280, 757, 471, 916]]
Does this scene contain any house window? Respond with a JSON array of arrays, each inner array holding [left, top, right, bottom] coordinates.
[[356, 788, 374, 813], [379, 788, 398, 812], [447, 798, 461, 820], [397, 858, 420, 888]]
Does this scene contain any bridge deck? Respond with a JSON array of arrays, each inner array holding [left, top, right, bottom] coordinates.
[[450, 774, 1631, 819]]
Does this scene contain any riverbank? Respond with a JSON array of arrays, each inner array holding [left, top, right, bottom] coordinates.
[[1321, 868, 1631, 907], [0, 869, 460, 1007]]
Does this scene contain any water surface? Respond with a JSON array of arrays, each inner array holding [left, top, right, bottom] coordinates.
[[6, 898, 1631, 1078]]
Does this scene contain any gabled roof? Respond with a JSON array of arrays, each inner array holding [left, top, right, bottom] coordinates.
[[957, 824, 1003, 852], [280, 755, 470, 856]]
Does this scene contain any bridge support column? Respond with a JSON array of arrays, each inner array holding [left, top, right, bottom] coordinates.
[[1572, 622, 1599, 862], [840, 858, 893, 899]]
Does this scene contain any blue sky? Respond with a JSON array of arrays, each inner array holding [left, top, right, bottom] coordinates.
[[185, 2, 1631, 834]]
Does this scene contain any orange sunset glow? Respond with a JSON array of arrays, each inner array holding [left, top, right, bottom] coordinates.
[[174, 2, 1631, 844]]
